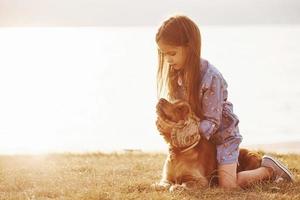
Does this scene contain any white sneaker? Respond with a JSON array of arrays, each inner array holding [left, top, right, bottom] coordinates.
[[261, 155, 295, 183]]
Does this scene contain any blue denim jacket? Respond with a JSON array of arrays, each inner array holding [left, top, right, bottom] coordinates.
[[175, 58, 242, 145]]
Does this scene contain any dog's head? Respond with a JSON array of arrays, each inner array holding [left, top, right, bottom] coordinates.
[[156, 98, 200, 150], [156, 98, 192, 123]]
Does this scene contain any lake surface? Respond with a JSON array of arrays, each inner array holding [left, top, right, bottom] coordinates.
[[0, 25, 299, 154]]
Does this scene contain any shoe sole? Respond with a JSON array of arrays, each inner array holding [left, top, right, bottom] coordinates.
[[262, 155, 295, 182]]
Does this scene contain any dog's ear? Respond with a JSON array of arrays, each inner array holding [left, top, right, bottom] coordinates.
[[175, 102, 191, 120], [174, 106, 189, 120]]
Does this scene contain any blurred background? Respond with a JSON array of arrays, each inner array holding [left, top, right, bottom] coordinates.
[[0, 0, 299, 154]]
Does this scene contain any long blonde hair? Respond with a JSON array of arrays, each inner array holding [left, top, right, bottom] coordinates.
[[156, 15, 203, 117]]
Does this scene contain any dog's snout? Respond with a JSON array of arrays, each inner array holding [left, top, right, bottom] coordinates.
[[159, 98, 167, 103], [157, 98, 170, 112]]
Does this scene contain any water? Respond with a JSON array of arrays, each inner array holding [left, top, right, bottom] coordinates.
[[0, 26, 299, 154]]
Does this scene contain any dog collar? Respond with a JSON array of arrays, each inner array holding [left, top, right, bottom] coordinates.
[[180, 140, 200, 153]]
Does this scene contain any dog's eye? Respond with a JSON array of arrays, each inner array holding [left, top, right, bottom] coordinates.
[[176, 107, 183, 112]]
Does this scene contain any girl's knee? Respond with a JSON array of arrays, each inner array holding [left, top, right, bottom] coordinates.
[[218, 162, 238, 188], [219, 181, 239, 189], [219, 176, 239, 190], [236, 172, 247, 188]]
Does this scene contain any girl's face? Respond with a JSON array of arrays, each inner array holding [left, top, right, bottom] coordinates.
[[157, 41, 187, 70]]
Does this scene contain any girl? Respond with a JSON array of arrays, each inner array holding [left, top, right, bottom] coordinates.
[[155, 15, 294, 189]]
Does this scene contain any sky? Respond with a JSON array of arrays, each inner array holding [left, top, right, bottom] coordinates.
[[0, 1, 300, 154], [0, 0, 300, 26]]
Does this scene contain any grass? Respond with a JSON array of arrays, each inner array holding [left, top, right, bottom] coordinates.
[[0, 151, 299, 200]]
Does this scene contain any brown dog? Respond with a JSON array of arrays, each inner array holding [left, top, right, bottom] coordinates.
[[153, 98, 261, 191]]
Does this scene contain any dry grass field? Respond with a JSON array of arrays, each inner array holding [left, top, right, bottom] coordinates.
[[0, 151, 299, 200]]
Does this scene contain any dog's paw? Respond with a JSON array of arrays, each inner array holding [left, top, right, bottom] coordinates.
[[183, 179, 208, 189], [150, 181, 171, 191], [169, 184, 186, 193]]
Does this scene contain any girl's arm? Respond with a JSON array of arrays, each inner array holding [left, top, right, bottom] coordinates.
[[199, 74, 224, 141]]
